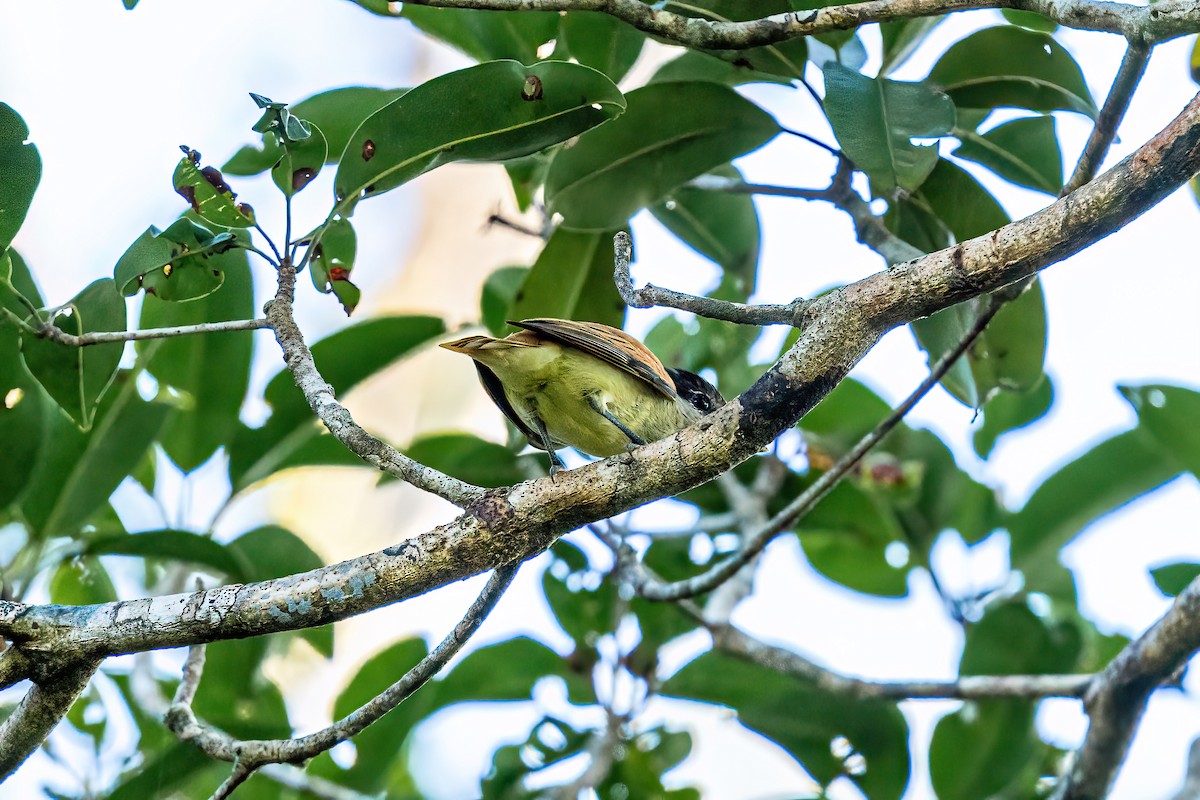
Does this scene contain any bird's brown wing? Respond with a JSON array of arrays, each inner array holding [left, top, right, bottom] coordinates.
[[472, 362, 555, 451], [509, 318, 678, 399]]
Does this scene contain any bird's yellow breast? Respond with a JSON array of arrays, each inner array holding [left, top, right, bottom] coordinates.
[[479, 342, 698, 457]]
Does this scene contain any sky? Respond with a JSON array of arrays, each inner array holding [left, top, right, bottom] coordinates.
[[1, 1, 1199, 798]]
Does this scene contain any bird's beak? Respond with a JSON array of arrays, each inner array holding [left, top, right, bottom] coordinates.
[[440, 336, 489, 354]]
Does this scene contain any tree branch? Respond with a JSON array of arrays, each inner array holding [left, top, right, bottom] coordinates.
[[264, 260, 486, 507], [1053, 577, 1200, 800], [635, 298, 1003, 601], [31, 318, 271, 347], [166, 564, 518, 786], [712, 622, 1092, 700], [0, 660, 100, 779], [1064, 39, 1154, 194], [400, 0, 1200, 46], [613, 231, 805, 325], [0, 93, 1197, 687]]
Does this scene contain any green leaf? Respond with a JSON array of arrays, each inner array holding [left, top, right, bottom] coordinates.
[[879, 17, 946, 75], [508, 228, 625, 328], [50, 557, 117, 605], [193, 637, 291, 740], [224, 87, 407, 175], [823, 63, 954, 193], [271, 120, 327, 197], [114, 218, 240, 302], [19, 372, 170, 538], [928, 26, 1097, 117], [543, 552, 618, 646], [140, 245, 253, 472], [401, 5, 558, 63], [20, 279, 125, 430], [973, 375, 1054, 459], [403, 433, 537, 487], [1120, 384, 1200, 478], [228, 315, 446, 489], [546, 82, 777, 231], [662, 651, 910, 800], [172, 149, 255, 229], [1151, 562, 1200, 597], [798, 480, 909, 597], [83, 530, 248, 580], [228, 525, 331, 657], [481, 265, 529, 336], [954, 115, 1064, 195], [929, 703, 1038, 800], [0, 103, 41, 252], [316, 638, 432, 792], [0, 254, 46, 509], [559, 12, 645, 83], [650, 165, 760, 290], [107, 744, 214, 800], [434, 636, 580, 705], [334, 60, 625, 212], [1010, 427, 1182, 596], [649, 49, 793, 87], [309, 216, 356, 293], [1001, 8, 1059, 32]]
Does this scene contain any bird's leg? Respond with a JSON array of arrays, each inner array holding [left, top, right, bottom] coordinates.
[[586, 395, 646, 448], [532, 416, 566, 475]]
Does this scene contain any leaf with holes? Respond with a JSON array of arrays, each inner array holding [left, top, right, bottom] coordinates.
[[114, 218, 243, 301], [271, 120, 327, 197], [334, 60, 624, 213], [172, 149, 254, 228]]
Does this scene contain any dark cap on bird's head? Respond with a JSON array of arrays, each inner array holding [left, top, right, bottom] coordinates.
[[667, 368, 725, 415]]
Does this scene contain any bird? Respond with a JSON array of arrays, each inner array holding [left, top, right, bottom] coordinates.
[[441, 318, 724, 472]]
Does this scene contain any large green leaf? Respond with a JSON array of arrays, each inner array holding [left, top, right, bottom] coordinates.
[[193, 637, 291, 740], [973, 375, 1054, 459], [228, 315, 446, 489], [401, 5, 558, 63], [930, 601, 1081, 799], [544, 81, 778, 231], [434, 636, 581, 705], [559, 12, 645, 83], [650, 165, 760, 291], [480, 265, 529, 337], [49, 557, 117, 605], [1151, 562, 1200, 597], [19, 372, 170, 538], [649, 49, 794, 87], [403, 433, 539, 487], [662, 651, 910, 799], [20, 278, 125, 430], [508, 228, 625, 328], [0, 103, 41, 252], [823, 63, 954, 193], [228, 525, 331, 657], [1010, 427, 1182, 596], [114, 218, 242, 302], [334, 60, 625, 212], [1120, 384, 1200, 478], [799, 479, 910, 597], [313, 638, 432, 792], [224, 87, 407, 175], [906, 161, 1047, 409], [928, 26, 1097, 117], [0, 252, 46, 509], [83, 529, 249, 580], [954, 115, 1064, 195], [139, 245, 253, 472]]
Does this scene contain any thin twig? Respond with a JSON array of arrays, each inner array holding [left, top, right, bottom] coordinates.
[[779, 125, 841, 157], [712, 622, 1092, 700], [1063, 39, 1153, 194], [613, 231, 805, 326], [166, 565, 519, 785], [264, 260, 486, 506], [253, 222, 283, 264], [29, 318, 271, 348], [635, 300, 1004, 601]]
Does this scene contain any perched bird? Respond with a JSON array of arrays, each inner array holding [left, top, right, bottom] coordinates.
[[441, 318, 724, 472]]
